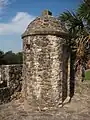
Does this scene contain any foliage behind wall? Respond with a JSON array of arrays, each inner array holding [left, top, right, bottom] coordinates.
[[0, 50, 23, 65]]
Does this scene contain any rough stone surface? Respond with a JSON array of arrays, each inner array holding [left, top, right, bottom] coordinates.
[[23, 35, 64, 109], [0, 64, 22, 104], [0, 81, 90, 120], [22, 10, 68, 38], [0, 10, 88, 120], [22, 10, 71, 110]]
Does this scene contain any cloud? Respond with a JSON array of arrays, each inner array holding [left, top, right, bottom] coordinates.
[[0, 12, 35, 35], [0, 0, 9, 12]]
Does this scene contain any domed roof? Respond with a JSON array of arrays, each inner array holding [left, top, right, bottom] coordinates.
[[22, 10, 69, 38]]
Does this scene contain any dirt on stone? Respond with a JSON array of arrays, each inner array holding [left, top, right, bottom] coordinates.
[[0, 81, 90, 120]]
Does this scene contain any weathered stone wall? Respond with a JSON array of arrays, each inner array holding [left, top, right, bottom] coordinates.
[[0, 64, 22, 104], [22, 10, 71, 110], [23, 35, 64, 109]]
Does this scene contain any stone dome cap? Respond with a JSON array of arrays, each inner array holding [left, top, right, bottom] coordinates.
[[22, 10, 69, 38]]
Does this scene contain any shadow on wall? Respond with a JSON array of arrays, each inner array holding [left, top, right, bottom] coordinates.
[[62, 46, 77, 106]]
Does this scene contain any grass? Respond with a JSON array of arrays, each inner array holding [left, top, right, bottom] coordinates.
[[85, 70, 90, 80]]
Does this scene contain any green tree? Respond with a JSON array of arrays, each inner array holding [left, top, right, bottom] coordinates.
[[16, 52, 23, 64], [59, 0, 90, 100], [0, 50, 4, 65], [2, 51, 23, 65], [78, 1, 90, 25], [77, 1, 90, 61], [59, 1, 90, 63], [3, 51, 17, 64]]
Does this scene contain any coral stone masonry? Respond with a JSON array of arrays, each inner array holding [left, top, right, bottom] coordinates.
[[0, 64, 22, 104], [0, 9, 90, 120], [22, 10, 70, 109]]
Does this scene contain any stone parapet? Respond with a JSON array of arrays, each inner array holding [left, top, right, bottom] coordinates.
[[0, 64, 22, 104]]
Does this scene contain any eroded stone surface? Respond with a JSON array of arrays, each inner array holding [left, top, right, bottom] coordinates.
[[22, 10, 70, 110], [0, 65, 22, 104], [22, 10, 68, 38], [23, 35, 64, 108], [0, 81, 90, 120]]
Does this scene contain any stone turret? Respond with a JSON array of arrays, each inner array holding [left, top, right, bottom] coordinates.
[[22, 10, 68, 38], [22, 10, 69, 110]]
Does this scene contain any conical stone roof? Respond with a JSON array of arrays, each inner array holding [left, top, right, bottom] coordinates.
[[22, 10, 69, 38]]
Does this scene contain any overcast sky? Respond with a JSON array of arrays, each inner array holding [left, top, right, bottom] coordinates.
[[0, 0, 82, 52]]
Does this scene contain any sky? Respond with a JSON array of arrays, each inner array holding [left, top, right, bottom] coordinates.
[[0, 0, 83, 52]]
